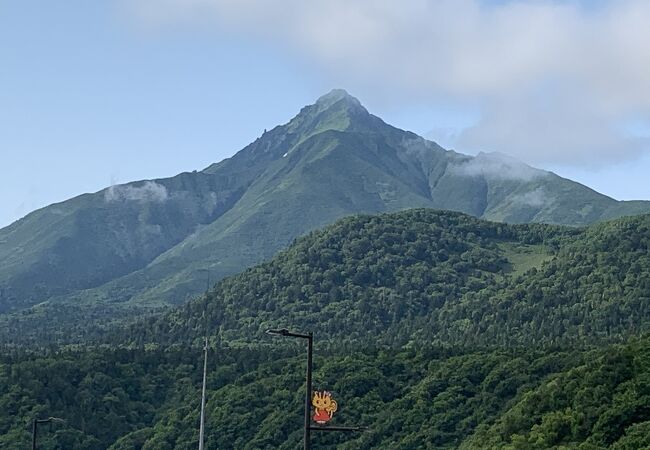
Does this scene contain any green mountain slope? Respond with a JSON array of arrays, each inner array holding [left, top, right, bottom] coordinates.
[[2, 89, 649, 324], [0, 171, 248, 313], [4, 208, 650, 346]]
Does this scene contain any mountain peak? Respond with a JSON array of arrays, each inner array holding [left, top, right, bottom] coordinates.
[[284, 89, 370, 136], [312, 89, 368, 117], [315, 89, 359, 107]]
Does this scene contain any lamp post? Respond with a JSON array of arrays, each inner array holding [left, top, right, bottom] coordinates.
[[266, 329, 367, 449], [266, 328, 313, 450], [32, 417, 64, 450]]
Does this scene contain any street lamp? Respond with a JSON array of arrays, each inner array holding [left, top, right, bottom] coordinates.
[[266, 328, 313, 450], [266, 329, 367, 449], [32, 417, 65, 450]]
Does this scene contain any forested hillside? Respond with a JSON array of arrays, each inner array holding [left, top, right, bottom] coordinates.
[[2, 208, 650, 448], [461, 340, 650, 449], [2, 339, 650, 449], [125, 209, 650, 349], [4, 209, 650, 349]]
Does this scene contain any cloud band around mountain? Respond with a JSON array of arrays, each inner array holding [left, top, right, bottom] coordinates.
[[105, 181, 169, 202]]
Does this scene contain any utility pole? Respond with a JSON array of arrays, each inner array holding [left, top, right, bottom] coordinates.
[[198, 268, 210, 450], [198, 336, 208, 450], [304, 332, 313, 450]]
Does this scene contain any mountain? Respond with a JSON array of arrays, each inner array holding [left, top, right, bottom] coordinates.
[[2, 89, 650, 326]]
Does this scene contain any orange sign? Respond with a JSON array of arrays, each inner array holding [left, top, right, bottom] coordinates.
[[312, 391, 338, 424]]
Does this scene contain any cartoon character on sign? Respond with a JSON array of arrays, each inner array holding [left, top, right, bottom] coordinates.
[[312, 391, 338, 424]]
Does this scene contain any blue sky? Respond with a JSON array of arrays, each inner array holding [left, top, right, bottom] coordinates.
[[2, 0, 650, 228]]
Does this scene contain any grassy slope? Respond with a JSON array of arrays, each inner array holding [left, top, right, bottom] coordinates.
[[498, 242, 554, 277]]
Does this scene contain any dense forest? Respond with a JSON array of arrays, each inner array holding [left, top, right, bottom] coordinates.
[[2, 209, 650, 448], [125, 209, 649, 348], [2, 339, 650, 449]]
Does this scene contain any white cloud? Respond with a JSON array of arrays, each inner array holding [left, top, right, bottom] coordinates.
[[450, 152, 547, 181], [105, 181, 168, 202], [511, 187, 550, 208], [456, 88, 650, 165], [126, 0, 650, 166]]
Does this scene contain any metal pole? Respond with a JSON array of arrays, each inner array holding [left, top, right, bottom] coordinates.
[[304, 332, 313, 450], [31, 417, 64, 450], [310, 426, 368, 432], [32, 419, 37, 450], [198, 336, 208, 450]]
